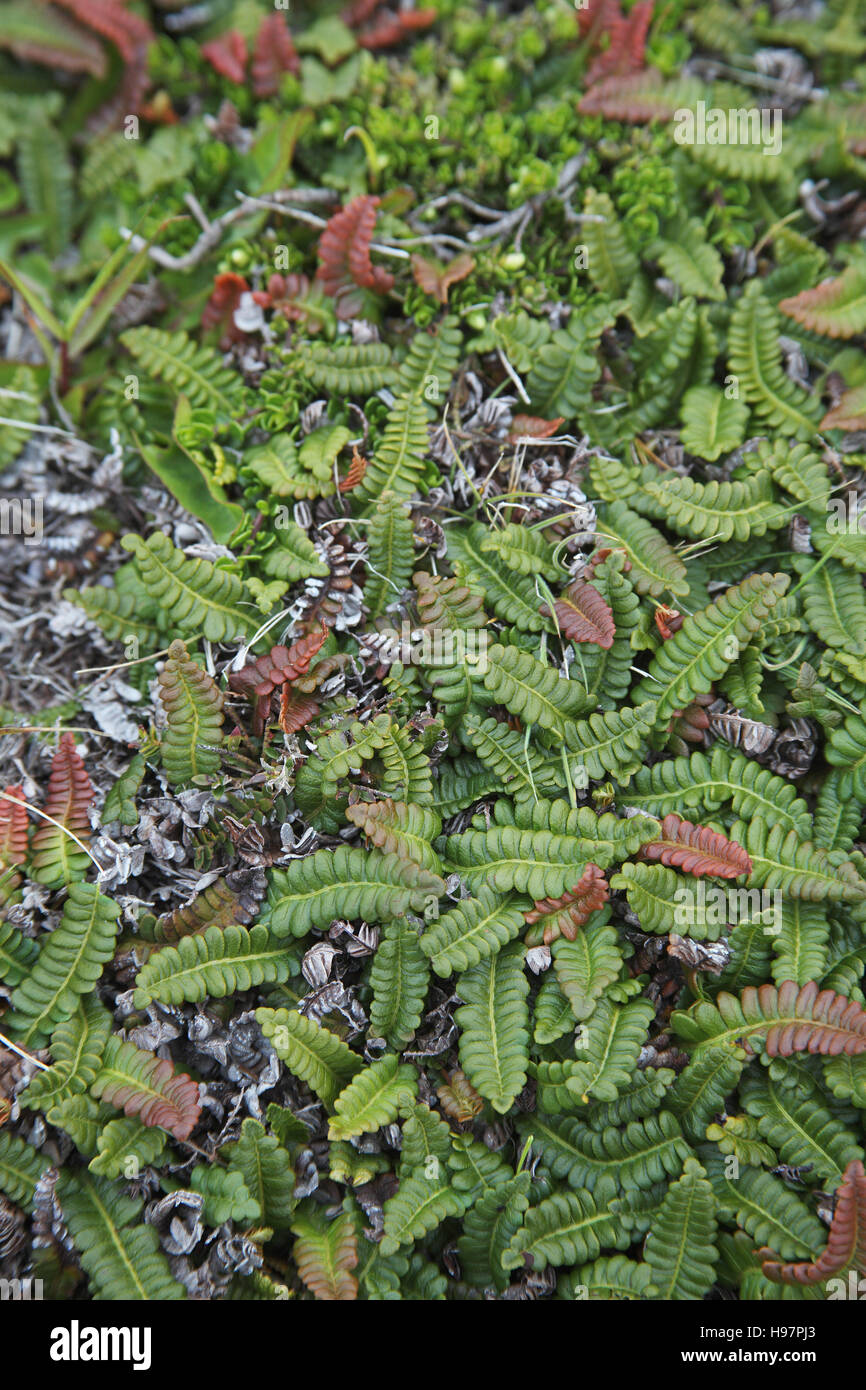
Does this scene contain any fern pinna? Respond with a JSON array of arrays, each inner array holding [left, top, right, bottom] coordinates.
[[7, 0, 866, 1312]]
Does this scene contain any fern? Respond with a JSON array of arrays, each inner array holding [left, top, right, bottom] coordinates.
[[502, 1180, 627, 1272], [727, 283, 822, 438], [0, 919, 39, 987], [644, 1158, 718, 1300], [633, 572, 790, 723], [580, 189, 638, 297], [651, 217, 725, 301], [780, 262, 866, 338], [482, 643, 592, 734], [291, 1210, 358, 1299], [524, 1110, 691, 1194], [380, 1174, 470, 1257], [18, 122, 72, 258], [826, 702, 866, 802], [551, 914, 623, 1022], [28, 732, 94, 887], [89, 1117, 166, 1179], [0, 1130, 48, 1212], [60, 1175, 185, 1300], [263, 845, 444, 938], [680, 385, 750, 461], [760, 1159, 866, 1285], [596, 501, 689, 598], [704, 1155, 826, 1261], [120, 326, 245, 416], [121, 531, 258, 643], [7, 883, 119, 1047], [740, 1070, 863, 1182], [419, 887, 523, 977], [527, 301, 620, 421], [644, 470, 787, 544], [673, 981, 866, 1058], [20, 996, 112, 1110], [223, 1118, 296, 1229], [455, 942, 530, 1114], [328, 1055, 417, 1139], [364, 491, 414, 619], [256, 1007, 362, 1106], [90, 1035, 201, 1140], [299, 339, 397, 394], [133, 924, 292, 1008], [157, 639, 224, 786], [447, 523, 552, 631], [458, 1174, 532, 1291], [368, 919, 430, 1048], [729, 817, 866, 902]]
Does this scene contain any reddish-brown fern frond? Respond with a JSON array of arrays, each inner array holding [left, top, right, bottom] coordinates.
[[410, 251, 475, 305], [92, 1037, 201, 1141], [578, 71, 677, 123], [546, 576, 615, 649], [437, 1069, 483, 1122], [577, 0, 621, 45], [52, 0, 152, 64], [291, 1212, 358, 1301], [230, 627, 329, 734], [0, 787, 28, 871], [583, 546, 632, 579], [251, 12, 300, 97], [29, 734, 94, 884], [524, 864, 610, 946], [53, 0, 153, 115], [636, 813, 752, 878], [339, 445, 368, 493], [317, 195, 395, 319], [585, 0, 652, 85], [354, 7, 437, 49], [201, 30, 248, 84], [655, 606, 684, 640], [201, 272, 249, 348], [507, 415, 565, 441], [760, 1160, 866, 1284]]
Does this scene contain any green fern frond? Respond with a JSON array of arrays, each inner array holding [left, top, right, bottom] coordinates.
[[120, 326, 245, 416], [7, 884, 119, 1048], [121, 531, 258, 643], [255, 1007, 362, 1106], [60, 1175, 185, 1299], [133, 924, 292, 1008]]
